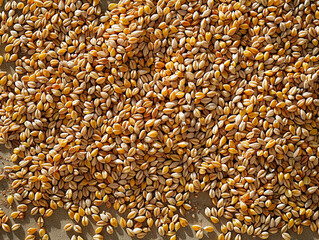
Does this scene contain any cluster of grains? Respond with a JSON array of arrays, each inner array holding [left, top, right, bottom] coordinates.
[[0, 0, 318, 239]]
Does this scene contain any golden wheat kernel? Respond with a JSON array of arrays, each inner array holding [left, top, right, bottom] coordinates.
[[7, 195, 13, 204], [203, 226, 214, 232], [73, 225, 82, 233], [192, 225, 202, 231], [27, 228, 37, 235], [64, 223, 73, 231], [12, 224, 21, 231]]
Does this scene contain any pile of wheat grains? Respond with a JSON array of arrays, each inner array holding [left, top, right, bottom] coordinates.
[[0, 0, 318, 239]]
